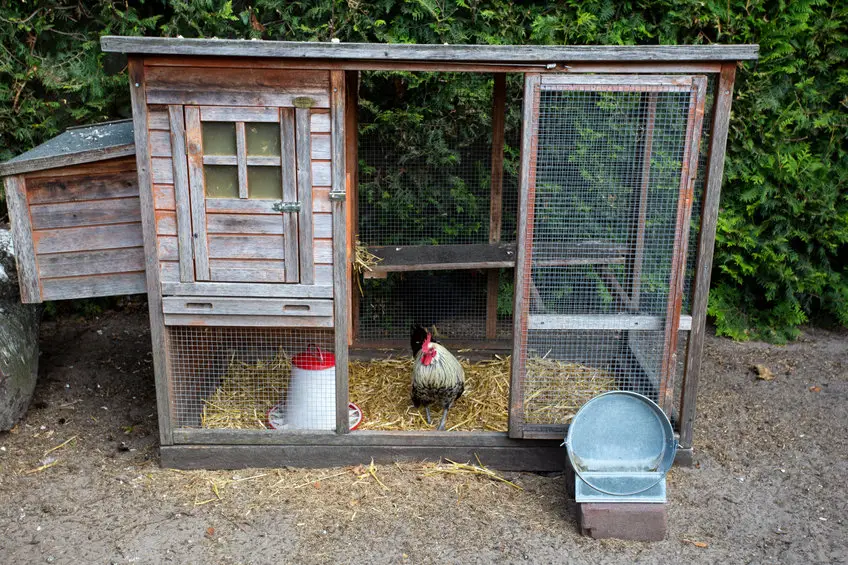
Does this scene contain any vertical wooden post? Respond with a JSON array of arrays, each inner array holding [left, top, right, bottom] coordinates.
[[629, 93, 658, 311], [330, 71, 350, 434], [659, 77, 708, 414], [508, 74, 540, 439], [345, 71, 360, 346], [281, 108, 300, 283], [3, 175, 40, 303], [486, 73, 507, 340], [128, 57, 173, 445], [679, 64, 737, 450], [295, 108, 315, 285], [167, 105, 194, 283], [185, 106, 210, 280]]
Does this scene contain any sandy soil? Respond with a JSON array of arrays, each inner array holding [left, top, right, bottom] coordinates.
[[0, 308, 845, 564]]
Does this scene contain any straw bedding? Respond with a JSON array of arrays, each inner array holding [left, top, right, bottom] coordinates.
[[200, 353, 616, 431]]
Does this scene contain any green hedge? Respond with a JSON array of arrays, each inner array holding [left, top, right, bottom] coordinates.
[[1, 0, 845, 341]]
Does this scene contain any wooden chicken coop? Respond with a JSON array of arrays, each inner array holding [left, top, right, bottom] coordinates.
[[1, 38, 758, 470]]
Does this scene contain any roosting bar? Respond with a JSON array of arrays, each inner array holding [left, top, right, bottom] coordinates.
[[0, 38, 758, 470]]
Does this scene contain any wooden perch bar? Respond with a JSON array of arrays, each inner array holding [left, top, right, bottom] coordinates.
[[363, 240, 632, 278], [487, 73, 507, 339], [363, 243, 517, 278]]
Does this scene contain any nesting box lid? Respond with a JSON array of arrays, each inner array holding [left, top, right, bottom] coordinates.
[[0, 119, 135, 177]]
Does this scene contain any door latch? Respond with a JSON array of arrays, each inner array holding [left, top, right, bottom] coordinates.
[[273, 201, 302, 213]]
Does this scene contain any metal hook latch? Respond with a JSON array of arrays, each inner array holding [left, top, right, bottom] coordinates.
[[273, 201, 302, 213]]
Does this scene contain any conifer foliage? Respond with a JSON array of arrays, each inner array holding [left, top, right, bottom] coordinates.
[[1, 1, 845, 340]]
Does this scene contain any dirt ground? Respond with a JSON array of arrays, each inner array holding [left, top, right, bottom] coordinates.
[[0, 308, 845, 564]]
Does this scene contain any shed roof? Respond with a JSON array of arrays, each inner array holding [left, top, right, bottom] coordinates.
[[0, 119, 135, 177], [101, 37, 759, 63]]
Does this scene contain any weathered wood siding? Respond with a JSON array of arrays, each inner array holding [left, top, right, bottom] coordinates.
[[143, 61, 335, 302], [15, 157, 146, 301]]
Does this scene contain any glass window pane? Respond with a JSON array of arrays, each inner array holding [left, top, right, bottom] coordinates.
[[248, 166, 282, 199], [202, 122, 237, 155], [204, 165, 239, 198], [246, 123, 281, 156]]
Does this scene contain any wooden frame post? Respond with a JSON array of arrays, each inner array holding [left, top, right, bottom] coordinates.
[[330, 71, 350, 434], [486, 73, 507, 340], [679, 63, 737, 451], [659, 76, 708, 414], [508, 73, 541, 439], [3, 175, 40, 303], [345, 71, 359, 346], [128, 57, 174, 445]]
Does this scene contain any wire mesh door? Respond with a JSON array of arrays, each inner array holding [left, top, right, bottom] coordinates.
[[510, 74, 708, 439]]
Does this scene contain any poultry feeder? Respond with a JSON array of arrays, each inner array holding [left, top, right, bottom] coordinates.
[[286, 346, 337, 430], [563, 391, 676, 503]]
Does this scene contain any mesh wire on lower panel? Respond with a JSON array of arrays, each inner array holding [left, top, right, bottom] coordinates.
[[523, 329, 664, 425], [168, 326, 335, 430]]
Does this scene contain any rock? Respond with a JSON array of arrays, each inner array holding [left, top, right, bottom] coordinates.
[[0, 228, 42, 430]]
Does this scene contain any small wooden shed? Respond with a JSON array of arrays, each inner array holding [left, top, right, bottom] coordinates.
[[2, 38, 759, 470], [0, 120, 145, 302]]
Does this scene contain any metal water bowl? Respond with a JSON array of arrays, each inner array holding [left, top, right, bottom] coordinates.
[[563, 391, 676, 503]]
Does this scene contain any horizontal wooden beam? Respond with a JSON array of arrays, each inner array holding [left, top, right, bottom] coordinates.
[[0, 144, 136, 177], [528, 314, 693, 331], [140, 56, 725, 74], [364, 243, 516, 276], [161, 444, 565, 471], [174, 429, 543, 446], [102, 37, 759, 62], [352, 338, 512, 353], [161, 281, 333, 299]]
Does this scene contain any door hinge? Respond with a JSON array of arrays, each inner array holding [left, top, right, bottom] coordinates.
[[328, 191, 346, 201], [273, 201, 302, 213]]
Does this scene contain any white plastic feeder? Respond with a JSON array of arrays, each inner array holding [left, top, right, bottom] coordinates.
[[285, 346, 336, 430]]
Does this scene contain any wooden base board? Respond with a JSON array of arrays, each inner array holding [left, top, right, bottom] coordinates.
[[161, 443, 565, 471]]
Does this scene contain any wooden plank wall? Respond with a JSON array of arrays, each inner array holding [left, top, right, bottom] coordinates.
[[21, 157, 146, 301], [147, 63, 333, 291]]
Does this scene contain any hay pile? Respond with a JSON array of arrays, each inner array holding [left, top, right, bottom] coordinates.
[[200, 353, 617, 431], [349, 356, 511, 432], [523, 358, 617, 424], [201, 352, 292, 429]]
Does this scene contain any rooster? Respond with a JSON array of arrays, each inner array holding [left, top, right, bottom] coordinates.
[[410, 325, 465, 430]]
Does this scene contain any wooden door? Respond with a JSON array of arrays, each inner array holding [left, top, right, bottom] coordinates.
[[183, 106, 304, 284], [510, 74, 708, 439]]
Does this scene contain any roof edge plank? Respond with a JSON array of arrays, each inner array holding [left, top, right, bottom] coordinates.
[[100, 37, 759, 62], [0, 120, 135, 177]]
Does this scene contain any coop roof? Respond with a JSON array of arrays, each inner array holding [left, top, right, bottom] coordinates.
[[0, 119, 135, 177], [101, 36, 759, 63]]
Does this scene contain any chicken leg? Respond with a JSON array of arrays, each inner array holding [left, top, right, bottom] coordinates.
[[425, 406, 432, 426], [437, 406, 451, 431]]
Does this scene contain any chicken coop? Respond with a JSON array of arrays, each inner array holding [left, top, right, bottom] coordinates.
[[1, 38, 758, 470]]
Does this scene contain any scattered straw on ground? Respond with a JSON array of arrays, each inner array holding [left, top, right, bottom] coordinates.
[[201, 351, 615, 431]]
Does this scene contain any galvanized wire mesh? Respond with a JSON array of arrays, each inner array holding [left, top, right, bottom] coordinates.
[[520, 82, 701, 428], [357, 269, 513, 341], [168, 326, 335, 430], [356, 72, 520, 343]]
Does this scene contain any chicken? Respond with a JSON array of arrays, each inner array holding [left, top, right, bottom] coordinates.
[[410, 325, 465, 430]]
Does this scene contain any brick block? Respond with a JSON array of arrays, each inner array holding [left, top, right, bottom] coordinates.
[[579, 503, 667, 541]]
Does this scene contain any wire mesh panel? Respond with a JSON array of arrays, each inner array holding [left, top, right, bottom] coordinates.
[[168, 326, 335, 431], [512, 74, 707, 439], [355, 72, 521, 344]]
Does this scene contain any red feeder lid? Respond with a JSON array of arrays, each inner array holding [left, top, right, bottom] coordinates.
[[292, 346, 335, 370]]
